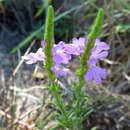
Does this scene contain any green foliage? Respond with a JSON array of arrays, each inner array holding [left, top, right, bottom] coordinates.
[[43, 5, 55, 81], [34, 0, 52, 18]]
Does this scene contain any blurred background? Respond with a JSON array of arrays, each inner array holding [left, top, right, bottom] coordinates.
[[0, 0, 130, 129]]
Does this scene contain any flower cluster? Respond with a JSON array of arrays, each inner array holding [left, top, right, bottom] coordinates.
[[22, 38, 109, 83], [85, 39, 109, 83]]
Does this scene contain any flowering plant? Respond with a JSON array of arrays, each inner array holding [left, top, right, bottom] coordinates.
[[23, 5, 109, 130]]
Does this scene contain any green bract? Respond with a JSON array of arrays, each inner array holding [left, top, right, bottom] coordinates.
[[44, 6, 55, 80]]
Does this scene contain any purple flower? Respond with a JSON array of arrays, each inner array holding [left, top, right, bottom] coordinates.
[[88, 39, 110, 65], [91, 39, 109, 59], [23, 38, 109, 80], [64, 37, 88, 55], [22, 48, 45, 64], [85, 66, 107, 83], [52, 41, 71, 65], [64, 44, 80, 55], [72, 37, 88, 51], [85, 39, 109, 83], [95, 39, 110, 51], [23, 40, 71, 77], [51, 66, 69, 77]]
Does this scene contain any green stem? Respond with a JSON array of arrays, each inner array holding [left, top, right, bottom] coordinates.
[[52, 82, 67, 117], [74, 84, 83, 130], [51, 81, 73, 129]]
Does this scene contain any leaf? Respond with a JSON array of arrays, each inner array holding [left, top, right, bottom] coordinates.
[[34, 0, 52, 18], [91, 126, 97, 130], [60, 91, 67, 98], [56, 117, 69, 128], [40, 84, 50, 88], [81, 107, 94, 119], [10, 27, 44, 53], [67, 110, 75, 119], [54, 111, 61, 116], [47, 100, 57, 106]]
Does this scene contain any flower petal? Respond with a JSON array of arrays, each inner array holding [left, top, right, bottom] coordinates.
[[95, 39, 109, 50], [87, 59, 98, 66], [51, 66, 69, 77], [64, 44, 80, 55], [84, 68, 93, 82], [92, 67, 102, 83], [92, 51, 108, 59], [96, 67, 107, 78]]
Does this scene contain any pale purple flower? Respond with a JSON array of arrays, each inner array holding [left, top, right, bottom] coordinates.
[[91, 39, 109, 59], [64, 44, 80, 55], [85, 39, 109, 83], [72, 37, 88, 51], [64, 37, 88, 55], [85, 66, 107, 83], [52, 41, 71, 65], [88, 39, 110, 65], [87, 59, 98, 66], [23, 41, 71, 77], [23, 38, 109, 80], [22, 48, 45, 64], [51, 66, 69, 77], [95, 39, 110, 51]]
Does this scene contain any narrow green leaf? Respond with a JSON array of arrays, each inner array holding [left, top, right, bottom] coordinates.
[[10, 28, 44, 53], [91, 126, 97, 130], [40, 84, 50, 88], [34, 0, 52, 18], [60, 92, 67, 98], [47, 100, 57, 106], [82, 107, 94, 119], [56, 117, 69, 128]]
